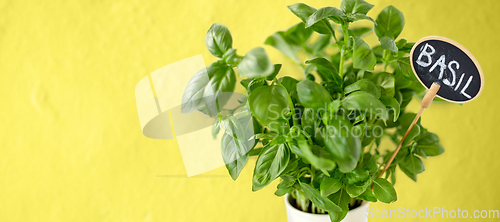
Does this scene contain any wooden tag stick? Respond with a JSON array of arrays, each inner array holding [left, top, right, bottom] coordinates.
[[377, 82, 441, 178]]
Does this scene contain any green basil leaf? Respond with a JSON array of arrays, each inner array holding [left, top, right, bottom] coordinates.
[[313, 170, 330, 185], [344, 79, 381, 98], [395, 71, 413, 89], [320, 177, 343, 197], [399, 89, 414, 109], [277, 175, 296, 189], [374, 5, 405, 40], [400, 153, 425, 174], [346, 179, 371, 197], [399, 42, 415, 53], [268, 119, 290, 136], [203, 65, 236, 116], [342, 91, 389, 123], [280, 76, 299, 93], [237, 47, 274, 78], [222, 48, 238, 66], [352, 36, 376, 71], [269, 144, 291, 179], [345, 168, 369, 184], [417, 143, 445, 157], [328, 188, 351, 221], [323, 117, 361, 172], [279, 76, 299, 102], [252, 144, 290, 191], [392, 146, 410, 165], [287, 3, 316, 21], [340, 0, 374, 15], [399, 162, 417, 182], [413, 143, 428, 159], [212, 118, 221, 139], [330, 188, 351, 210], [349, 27, 372, 37], [300, 182, 342, 212], [287, 3, 332, 34], [247, 78, 267, 94], [371, 72, 395, 97], [305, 58, 342, 85], [329, 100, 341, 113], [394, 89, 403, 105], [180, 66, 211, 113], [284, 22, 314, 46], [306, 7, 346, 28], [348, 13, 375, 23], [396, 38, 407, 49], [402, 124, 420, 147], [231, 112, 257, 148], [181, 61, 232, 114], [380, 36, 398, 53], [361, 153, 379, 174], [301, 108, 317, 136], [265, 32, 300, 62], [297, 79, 332, 109], [221, 133, 249, 180], [267, 64, 282, 81], [294, 137, 337, 171], [372, 178, 397, 203], [358, 188, 377, 202], [328, 208, 347, 222], [205, 23, 233, 58], [240, 79, 251, 89], [409, 79, 427, 95], [249, 85, 290, 126], [380, 95, 400, 122], [387, 165, 397, 185], [275, 186, 292, 197], [397, 56, 413, 77], [415, 131, 439, 145]]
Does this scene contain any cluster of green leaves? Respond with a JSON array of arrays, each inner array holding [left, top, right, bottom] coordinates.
[[181, 0, 445, 221]]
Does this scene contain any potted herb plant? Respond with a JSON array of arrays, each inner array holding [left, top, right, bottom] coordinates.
[[180, 0, 445, 221]]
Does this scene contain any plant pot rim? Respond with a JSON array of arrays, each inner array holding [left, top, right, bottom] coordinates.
[[284, 193, 369, 216]]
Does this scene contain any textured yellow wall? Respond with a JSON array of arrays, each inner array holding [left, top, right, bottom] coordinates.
[[1, 0, 499, 221]]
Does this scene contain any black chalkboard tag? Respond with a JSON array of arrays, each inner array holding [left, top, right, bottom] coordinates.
[[380, 37, 485, 178], [410, 36, 484, 103]]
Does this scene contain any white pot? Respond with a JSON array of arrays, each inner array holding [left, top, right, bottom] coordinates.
[[284, 193, 369, 222]]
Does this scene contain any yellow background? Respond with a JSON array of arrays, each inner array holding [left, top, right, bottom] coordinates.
[[1, 0, 499, 221]]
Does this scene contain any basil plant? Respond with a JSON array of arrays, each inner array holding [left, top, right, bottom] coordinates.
[[181, 0, 444, 221]]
